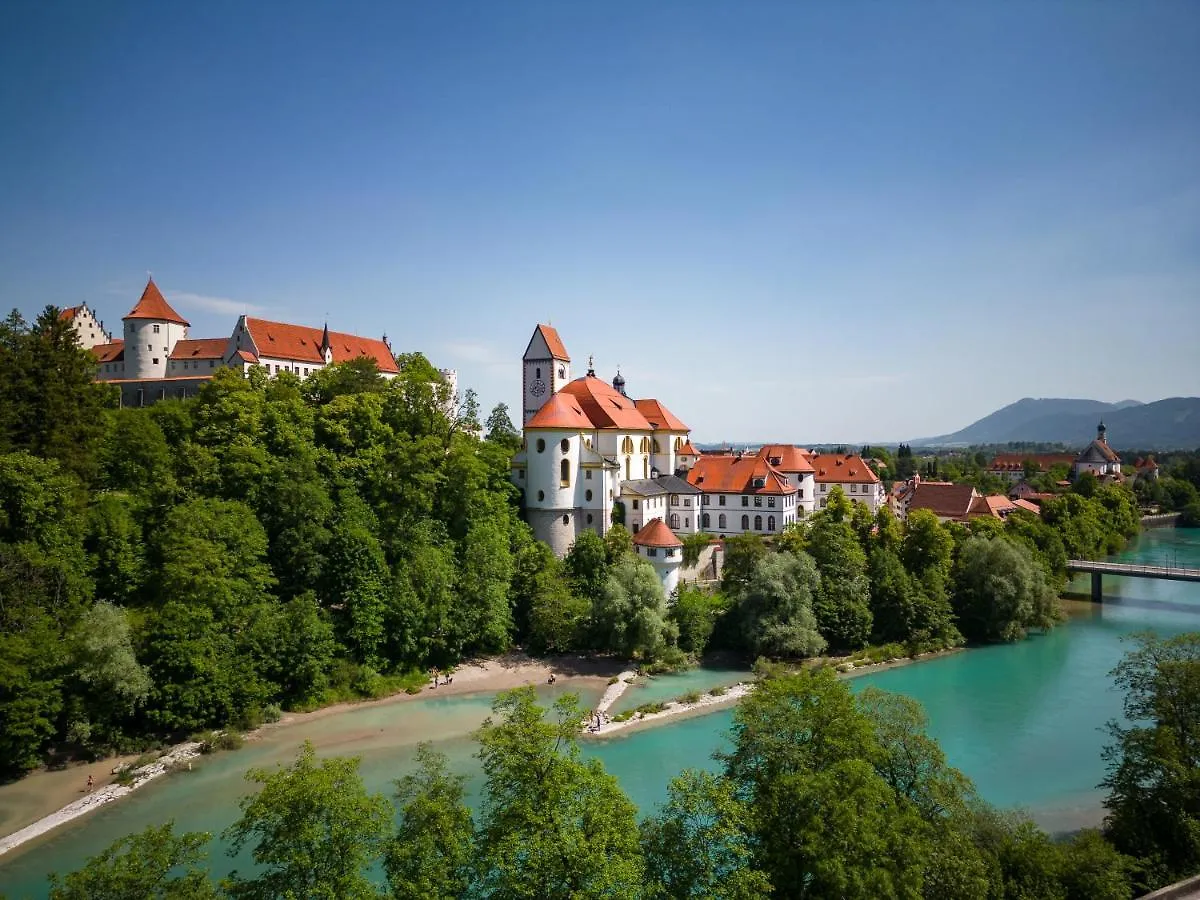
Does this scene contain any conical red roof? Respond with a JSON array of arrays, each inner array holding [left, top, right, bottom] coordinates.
[[124, 279, 189, 326], [632, 518, 682, 548]]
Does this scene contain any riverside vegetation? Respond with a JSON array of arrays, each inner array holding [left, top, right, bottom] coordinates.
[[0, 304, 1148, 778], [33, 632, 1200, 899]]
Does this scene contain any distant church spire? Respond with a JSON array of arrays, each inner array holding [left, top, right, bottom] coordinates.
[[1097, 420, 1107, 444], [612, 366, 627, 396], [587, 354, 595, 377]]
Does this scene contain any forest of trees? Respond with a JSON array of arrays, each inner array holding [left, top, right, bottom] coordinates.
[[0, 305, 1149, 778], [40, 631, 1200, 899]]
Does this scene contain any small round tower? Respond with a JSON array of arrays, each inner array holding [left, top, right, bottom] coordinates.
[[122, 279, 190, 380], [632, 518, 683, 596]]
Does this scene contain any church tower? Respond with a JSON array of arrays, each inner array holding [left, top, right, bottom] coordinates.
[[522, 324, 571, 425]]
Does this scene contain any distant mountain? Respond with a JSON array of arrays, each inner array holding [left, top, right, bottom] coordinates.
[[915, 397, 1200, 449]]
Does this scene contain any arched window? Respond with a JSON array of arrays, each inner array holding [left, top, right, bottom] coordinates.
[[560, 459, 570, 487], [718, 514, 726, 529], [702, 513, 710, 528], [653, 439, 661, 453], [560, 438, 569, 453], [754, 515, 762, 531], [767, 516, 776, 531], [741, 515, 749, 530], [536, 438, 545, 453], [670, 513, 680, 528], [537, 490, 544, 501], [562, 514, 569, 525], [643, 458, 648, 479], [621, 436, 634, 454], [585, 489, 593, 502], [674, 436, 682, 452], [625, 457, 631, 480], [640, 437, 651, 454]]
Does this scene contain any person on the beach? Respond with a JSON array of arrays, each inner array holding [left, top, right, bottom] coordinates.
[[86, 774, 93, 791]]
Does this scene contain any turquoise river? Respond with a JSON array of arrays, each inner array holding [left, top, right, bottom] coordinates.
[[2, 527, 1198, 897]]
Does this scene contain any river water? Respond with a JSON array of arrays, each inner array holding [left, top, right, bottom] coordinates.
[[2, 528, 1197, 897]]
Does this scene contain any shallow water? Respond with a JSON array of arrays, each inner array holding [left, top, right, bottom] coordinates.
[[606, 666, 751, 716], [2, 529, 1197, 897]]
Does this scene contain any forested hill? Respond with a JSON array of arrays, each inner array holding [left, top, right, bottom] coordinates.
[[914, 396, 1200, 448]]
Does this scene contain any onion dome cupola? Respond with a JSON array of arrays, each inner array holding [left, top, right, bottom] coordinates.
[[612, 367, 627, 397]]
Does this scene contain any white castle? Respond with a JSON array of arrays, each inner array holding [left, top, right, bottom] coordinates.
[[510, 324, 885, 591]]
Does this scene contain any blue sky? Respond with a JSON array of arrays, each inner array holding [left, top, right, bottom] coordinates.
[[1, 1, 1197, 442]]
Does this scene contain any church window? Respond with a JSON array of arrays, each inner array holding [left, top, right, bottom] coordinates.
[[768, 516, 776, 531], [674, 437, 682, 452], [653, 439, 661, 454], [633, 499, 639, 510], [560, 460, 570, 486], [153, 324, 160, 333], [643, 459, 648, 479], [754, 515, 762, 531], [622, 436, 634, 454], [536, 367, 541, 378], [702, 513, 710, 528], [562, 514, 569, 525], [536, 438, 546, 453], [741, 515, 749, 530], [718, 513, 726, 529], [585, 490, 593, 501], [561, 438, 569, 453], [558, 365, 565, 379], [670, 513, 679, 528], [633, 523, 639, 533], [537, 491, 544, 501], [625, 457, 631, 480], [586, 470, 592, 480]]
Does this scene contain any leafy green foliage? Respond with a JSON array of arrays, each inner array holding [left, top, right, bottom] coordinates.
[[952, 536, 1059, 643], [47, 822, 217, 900]]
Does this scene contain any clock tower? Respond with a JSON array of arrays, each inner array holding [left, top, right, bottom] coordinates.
[[522, 324, 571, 425]]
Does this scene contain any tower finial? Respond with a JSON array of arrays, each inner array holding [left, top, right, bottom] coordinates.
[[587, 354, 595, 377]]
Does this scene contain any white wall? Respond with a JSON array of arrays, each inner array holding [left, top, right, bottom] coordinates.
[[123, 319, 187, 380], [815, 480, 886, 512], [696, 492, 797, 536]]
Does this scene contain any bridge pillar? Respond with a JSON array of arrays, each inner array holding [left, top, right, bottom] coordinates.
[[1091, 571, 1103, 603]]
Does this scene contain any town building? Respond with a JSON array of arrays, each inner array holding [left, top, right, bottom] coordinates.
[[631, 518, 684, 594], [810, 452, 886, 512], [686, 453, 800, 537], [1133, 456, 1160, 482], [987, 452, 1078, 483], [58, 303, 113, 349], [756, 444, 817, 517], [1073, 422, 1122, 480]]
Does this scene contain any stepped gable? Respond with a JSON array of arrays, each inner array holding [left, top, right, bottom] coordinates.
[[243, 318, 399, 373], [124, 279, 190, 326], [634, 398, 689, 432], [757, 444, 815, 473], [686, 454, 793, 495], [808, 453, 880, 484], [169, 338, 227, 360], [558, 376, 653, 430], [525, 392, 594, 430], [631, 517, 682, 548]]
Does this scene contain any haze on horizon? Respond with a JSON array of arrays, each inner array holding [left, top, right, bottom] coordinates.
[[1, 2, 1197, 442]]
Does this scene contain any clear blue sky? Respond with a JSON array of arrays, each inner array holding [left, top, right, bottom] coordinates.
[[1, 1, 1197, 442]]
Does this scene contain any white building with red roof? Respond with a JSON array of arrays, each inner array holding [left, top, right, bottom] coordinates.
[[1073, 422, 1122, 480], [809, 452, 886, 512], [632, 518, 684, 594], [58, 302, 112, 349], [686, 453, 800, 536]]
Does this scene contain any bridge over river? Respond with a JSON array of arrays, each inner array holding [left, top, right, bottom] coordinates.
[[1068, 559, 1200, 601]]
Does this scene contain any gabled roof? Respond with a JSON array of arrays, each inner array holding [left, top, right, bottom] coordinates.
[[525, 324, 570, 361], [908, 483, 978, 521], [679, 440, 700, 456], [686, 454, 795, 495], [1076, 440, 1120, 464], [989, 453, 1077, 472], [1013, 499, 1042, 515], [242, 318, 398, 373], [632, 518, 682, 548], [621, 479, 668, 497], [757, 444, 815, 474], [969, 494, 1018, 519], [809, 453, 880, 484], [169, 338, 228, 360], [558, 376, 653, 430], [655, 474, 702, 495], [59, 305, 81, 321], [634, 398, 689, 432], [124, 279, 190, 326], [526, 393, 595, 430], [91, 340, 125, 364], [1135, 456, 1159, 470]]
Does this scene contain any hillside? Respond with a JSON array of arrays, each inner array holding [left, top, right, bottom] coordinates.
[[916, 397, 1200, 448]]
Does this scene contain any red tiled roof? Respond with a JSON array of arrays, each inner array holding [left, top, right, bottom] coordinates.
[[679, 441, 700, 456], [1078, 439, 1120, 464], [169, 338, 227, 360], [1013, 499, 1041, 515], [634, 398, 689, 432], [686, 454, 795, 495], [59, 305, 80, 322], [969, 494, 1018, 519], [558, 376, 653, 430], [91, 340, 125, 364], [757, 444, 815, 474], [908, 482, 978, 520], [243, 318, 399, 374], [235, 349, 259, 363], [124, 279, 190, 326], [534, 324, 570, 361], [525, 393, 595, 430], [809, 453, 880, 484], [632, 517, 682, 548]]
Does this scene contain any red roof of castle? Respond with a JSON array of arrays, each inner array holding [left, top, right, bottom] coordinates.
[[632, 517, 682, 548], [686, 454, 795, 495], [809, 453, 880, 484], [91, 340, 125, 363], [558, 376, 653, 430], [59, 305, 80, 321], [525, 392, 595, 430], [757, 444, 815, 474], [634, 398, 689, 432], [534, 324, 570, 361], [242, 318, 398, 373], [169, 338, 228, 360], [124, 279, 190, 326]]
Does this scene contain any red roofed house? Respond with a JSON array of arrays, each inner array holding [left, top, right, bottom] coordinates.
[[59, 303, 112, 349], [512, 325, 696, 556], [631, 517, 684, 594], [756, 445, 817, 517], [1073, 422, 1122, 481], [685, 453, 799, 537], [987, 452, 1077, 483], [809, 452, 886, 512]]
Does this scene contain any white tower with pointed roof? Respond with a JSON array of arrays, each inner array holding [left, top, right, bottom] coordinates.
[[522, 323, 571, 425], [122, 279, 190, 380]]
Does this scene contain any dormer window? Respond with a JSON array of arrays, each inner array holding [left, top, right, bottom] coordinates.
[[769, 456, 781, 466], [753, 477, 765, 488]]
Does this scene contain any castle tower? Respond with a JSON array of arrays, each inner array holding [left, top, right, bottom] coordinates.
[[122, 279, 189, 380], [632, 518, 683, 596], [522, 324, 571, 425]]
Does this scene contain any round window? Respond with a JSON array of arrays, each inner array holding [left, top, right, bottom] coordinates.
[[560, 438, 569, 453], [537, 490, 545, 501], [536, 438, 545, 453]]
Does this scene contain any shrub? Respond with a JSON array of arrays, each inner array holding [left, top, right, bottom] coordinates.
[[607, 676, 620, 685], [678, 690, 702, 705], [613, 710, 635, 722], [709, 686, 728, 696], [262, 704, 282, 724], [635, 701, 667, 716]]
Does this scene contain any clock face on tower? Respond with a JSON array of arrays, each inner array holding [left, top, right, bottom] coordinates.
[[530, 379, 547, 397]]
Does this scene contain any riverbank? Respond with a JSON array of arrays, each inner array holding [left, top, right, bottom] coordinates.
[[0, 653, 620, 855]]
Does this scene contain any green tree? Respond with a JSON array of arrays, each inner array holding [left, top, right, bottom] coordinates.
[[223, 741, 392, 900], [564, 530, 609, 600], [591, 555, 676, 659], [48, 822, 217, 900], [67, 601, 151, 750], [472, 688, 645, 897], [484, 402, 519, 447], [459, 504, 515, 655], [736, 553, 825, 659], [671, 586, 727, 656], [323, 506, 390, 669], [952, 536, 1058, 643], [85, 494, 147, 607], [807, 506, 872, 650], [720, 533, 767, 600]]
